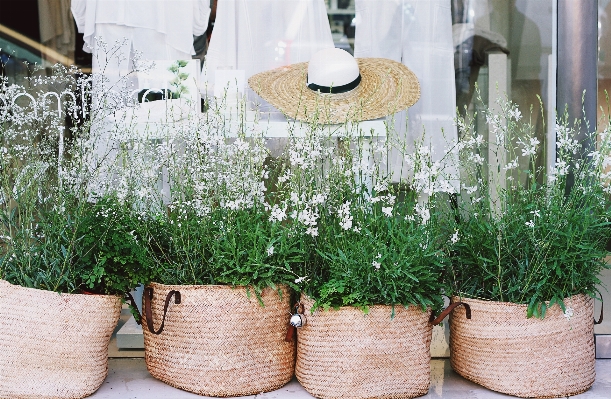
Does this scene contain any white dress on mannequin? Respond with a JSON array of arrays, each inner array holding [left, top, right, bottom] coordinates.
[[354, 0, 459, 183], [71, 0, 210, 92], [204, 0, 334, 95]]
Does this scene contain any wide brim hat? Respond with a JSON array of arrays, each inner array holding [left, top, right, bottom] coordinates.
[[248, 56, 420, 125]]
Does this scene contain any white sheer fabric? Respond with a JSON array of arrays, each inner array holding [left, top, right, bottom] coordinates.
[[72, 0, 210, 98], [71, 0, 210, 55], [354, 0, 458, 181], [204, 0, 334, 91]]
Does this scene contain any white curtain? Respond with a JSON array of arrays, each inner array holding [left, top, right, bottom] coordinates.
[[204, 0, 334, 92], [354, 0, 459, 182]]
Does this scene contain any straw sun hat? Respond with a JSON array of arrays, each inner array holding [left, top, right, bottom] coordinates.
[[248, 48, 420, 124]]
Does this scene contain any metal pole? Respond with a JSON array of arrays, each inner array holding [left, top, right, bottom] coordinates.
[[557, 0, 598, 158]]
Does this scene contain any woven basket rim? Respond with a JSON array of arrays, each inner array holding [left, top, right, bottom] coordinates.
[[0, 279, 121, 299], [299, 293, 431, 313], [147, 281, 289, 290], [451, 293, 589, 308]]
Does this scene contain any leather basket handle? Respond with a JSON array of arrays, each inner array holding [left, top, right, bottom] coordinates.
[[595, 295, 604, 325], [144, 286, 181, 335], [429, 301, 471, 325], [125, 292, 142, 325]]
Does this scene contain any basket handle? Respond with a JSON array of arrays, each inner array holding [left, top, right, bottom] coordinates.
[[429, 301, 471, 325], [144, 286, 181, 335], [124, 292, 142, 325], [594, 293, 604, 325]]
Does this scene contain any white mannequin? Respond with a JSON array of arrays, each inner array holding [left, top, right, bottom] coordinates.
[[354, 0, 459, 183], [204, 0, 334, 95]]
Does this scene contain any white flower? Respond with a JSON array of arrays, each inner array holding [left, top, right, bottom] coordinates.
[[290, 192, 300, 205], [277, 171, 291, 183], [382, 207, 393, 217], [525, 220, 535, 228], [306, 226, 318, 237], [451, 230, 459, 244], [372, 261, 381, 270], [298, 207, 318, 227], [266, 246, 274, 256], [269, 205, 287, 223], [376, 253, 382, 259], [374, 181, 388, 193], [311, 193, 326, 205], [564, 307, 574, 321], [518, 137, 540, 157], [415, 204, 430, 224], [530, 209, 541, 218], [469, 153, 485, 165], [295, 276, 307, 284], [503, 159, 519, 170], [509, 107, 522, 121], [462, 185, 478, 194], [338, 201, 353, 230]]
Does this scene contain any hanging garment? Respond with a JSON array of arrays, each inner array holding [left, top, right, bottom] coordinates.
[[204, 0, 334, 91], [72, 0, 210, 92], [71, 0, 210, 56], [38, 0, 75, 60], [354, 0, 459, 182]]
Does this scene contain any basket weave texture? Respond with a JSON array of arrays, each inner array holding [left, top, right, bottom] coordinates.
[[450, 294, 595, 398], [295, 295, 433, 399], [143, 282, 295, 397], [0, 279, 121, 399]]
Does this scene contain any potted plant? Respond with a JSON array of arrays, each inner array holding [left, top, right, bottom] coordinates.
[[446, 102, 611, 398], [124, 119, 304, 396], [275, 127, 463, 399], [0, 72, 147, 398]]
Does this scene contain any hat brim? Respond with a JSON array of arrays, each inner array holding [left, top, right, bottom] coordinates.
[[248, 58, 420, 125]]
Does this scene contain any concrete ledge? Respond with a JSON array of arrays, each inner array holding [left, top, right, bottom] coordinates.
[[596, 334, 611, 359], [90, 358, 611, 398], [116, 316, 145, 349]]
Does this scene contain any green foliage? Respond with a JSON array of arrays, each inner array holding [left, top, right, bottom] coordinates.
[[77, 196, 152, 295], [168, 60, 190, 98], [448, 100, 611, 317], [307, 199, 447, 314], [0, 194, 151, 296], [144, 205, 306, 295]]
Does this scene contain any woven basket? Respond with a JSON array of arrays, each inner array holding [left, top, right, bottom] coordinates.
[[142, 282, 295, 397], [0, 279, 122, 399], [449, 294, 595, 398], [295, 295, 433, 399]]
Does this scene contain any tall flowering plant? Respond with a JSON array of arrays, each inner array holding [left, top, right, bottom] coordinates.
[[111, 99, 307, 296], [448, 100, 611, 317], [269, 122, 457, 313], [0, 53, 155, 296]]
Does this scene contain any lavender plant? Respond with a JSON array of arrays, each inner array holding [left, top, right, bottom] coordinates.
[[448, 99, 611, 318]]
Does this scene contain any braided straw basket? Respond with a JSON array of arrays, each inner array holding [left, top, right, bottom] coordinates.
[[295, 295, 433, 399], [0, 279, 122, 399], [142, 282, 295, 397], [450, 294, 595, 398]]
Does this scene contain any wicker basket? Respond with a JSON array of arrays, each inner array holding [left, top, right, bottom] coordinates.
[[295, 295, 433, 399], [449, 294, 596, 398], [142, 282, 295, 397], [0, 279, 122, 399]]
